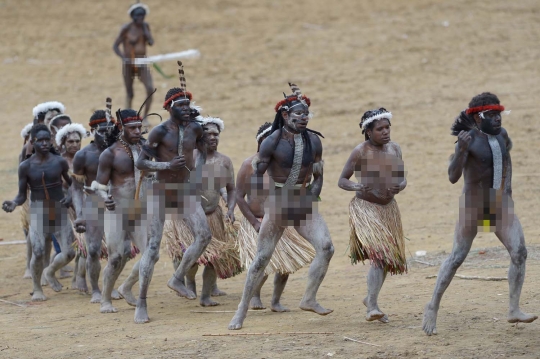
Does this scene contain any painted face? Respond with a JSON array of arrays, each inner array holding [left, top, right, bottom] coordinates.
[[33, 130, 52, 154], [131, 8, 146, 25], [203, 124, 220, 151], [64, 132, 81, 154], [479, 110, 502, 135], [170, 99, 191, 121], [92, 122, 114, 149], [284, 102, 309, 132], [367, 119, 391, 145], [123, 123, 142, 144]]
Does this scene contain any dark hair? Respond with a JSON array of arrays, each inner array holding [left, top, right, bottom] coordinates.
[[256, 122, 272, 151], [50, 115, 71, 129], [89, 110, 106, 125], [360, 108, 392, 141], [164, 87, 185, 108], [30, 124, 50, 140], [468, 92, 500, 109], [271, 101, 313, 166]]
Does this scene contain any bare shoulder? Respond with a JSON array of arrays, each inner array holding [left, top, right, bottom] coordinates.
[[189, 121, 203, 136], [388, 141, 403, 157], [99, 147, 115, 163], [148, 122, 168, 141], [216, 152, 233, 168]]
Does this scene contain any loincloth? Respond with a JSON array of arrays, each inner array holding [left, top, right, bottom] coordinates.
[[237, 217, 315, 275], [349, 197, 407, 275], [164, 203, 243, 279]]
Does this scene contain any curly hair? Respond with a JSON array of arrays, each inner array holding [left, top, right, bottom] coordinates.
[[468, 92, 500, 109], [30, 124, 51, 140]]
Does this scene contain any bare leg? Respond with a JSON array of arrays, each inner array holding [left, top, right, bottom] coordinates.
[[123, 64, 134, 110], [167, 205, 212, 300], [185, 263, 198, 296], [139, 66, 154, 120], [29, 227, 47, 301], [24, 231, 32, 279], [71, 255, 88, 293], [495, 215, 537, 323], [119, 230, 146, 309], [86, 223, 103, 303], [44, 225, 75, 292], [271, 273, 290, 312], [364, 265, 387, 321], [41, 237, 52, 286], [200, 265, 219, 307], [211, 283, 227, 297], [423, 220, 476, 335], [101, 227, 129, 314], [295, 213, 334, 316], [249, 274, 268, 310], [229, 215, 284, 330]]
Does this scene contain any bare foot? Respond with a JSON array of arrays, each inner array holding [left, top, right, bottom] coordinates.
[[186, 279, 197, 298], [31, 291, 47, 302], [200, 297, 220, 307], [134, 298, 150, 324], [90, 291, 102, 303], [228, 311, 246, 330], [167, 276, 196, 299], [23, 268, 32, 279], [100, 301, 118, 313], [299, 299, 333, 316], [366, 309, 385, 321], [249, 297, 266, 310], [44, 268, 63, 292], [71, 276, 88, 293], [211, 287, 227, 297], [422, 303, 438, 336], [508, 310, 538, 324], [363, 297, 388, 323], [117, 284, 137, 307], [271, 302, 290, 313], [111, 289, 122, 300], [58, 268, 72, 279]]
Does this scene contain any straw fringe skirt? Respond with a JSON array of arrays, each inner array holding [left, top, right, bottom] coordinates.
[[237, 217, 316, 276], [164, 205, 243, 279], [349, 197, 407, 275]]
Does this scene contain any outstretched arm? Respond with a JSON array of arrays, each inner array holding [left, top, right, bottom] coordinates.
[[448, 130, 472, 184]]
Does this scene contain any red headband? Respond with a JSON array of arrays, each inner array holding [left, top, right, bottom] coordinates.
[[274, 96, 311, 112], [120, 116, 143, 126], [466, 104, 505, 115], [163, 91, 193, 109], [89, 118, 116, 127]]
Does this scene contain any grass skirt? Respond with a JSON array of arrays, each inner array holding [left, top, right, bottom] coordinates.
[[349, 197, 407, 275], [164, 204, 243, 279], [237, 217, 316, 275]]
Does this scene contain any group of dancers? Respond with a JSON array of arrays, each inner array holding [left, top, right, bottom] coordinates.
[[4, 9, 538, 331]]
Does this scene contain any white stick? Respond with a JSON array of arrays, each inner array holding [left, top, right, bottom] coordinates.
[[0, 240, 26, 246], [426, 275, 507, 281], [0, 299, 27, 308], [131, 50, 201, 65], [343, 337, 381, 347]]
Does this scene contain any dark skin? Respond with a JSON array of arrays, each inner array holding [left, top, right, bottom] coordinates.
[[113, 7, 154, 117], [256, 103, 323, 195], [71, 123, 113, 232], [449, 111, 511, 193], [96, 124, 142, 210], [338, 119, 406, 205], [3, 130, 71, 212], [135, 99, 205, 179]]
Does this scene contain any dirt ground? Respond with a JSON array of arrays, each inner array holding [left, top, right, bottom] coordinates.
[[1, 0, 540, 358]]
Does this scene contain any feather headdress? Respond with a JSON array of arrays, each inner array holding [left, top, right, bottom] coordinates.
[[20, 123, 34, 140], [128, 3, 149, 16], [200, 117, 224, 132], [55, 123, 88, 145], [32, 101, 65, 118]]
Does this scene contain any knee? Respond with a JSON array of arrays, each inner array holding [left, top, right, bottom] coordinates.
[[449, 252, 467, 269], [87, 241, 101, 258], [32, 248, 45, 261], [510, 245, 527, 265], [108, 253, 123, 269], [65, 249, 75, 262], [253, 255, 270, 272], [318, 240, 334, 260], [199, 229, 212, 246], [146, 243, 160, 262]]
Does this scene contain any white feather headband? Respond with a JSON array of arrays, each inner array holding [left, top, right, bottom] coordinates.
[[256, 127, 272, 142], [32, 101, 65, 118], [20, 123, 34, 139], [55, 123, 87, 145], [361, 112, 393, 130], [128, 3, 149, 16], [48, 114, 72, 130], [200, 117, 224, 132]]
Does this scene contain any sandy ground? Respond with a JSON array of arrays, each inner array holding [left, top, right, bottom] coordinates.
[[1, 0, 540, 358]]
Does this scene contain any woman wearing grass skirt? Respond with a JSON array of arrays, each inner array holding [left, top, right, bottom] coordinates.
[[338, 108, 407, 323]]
